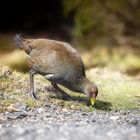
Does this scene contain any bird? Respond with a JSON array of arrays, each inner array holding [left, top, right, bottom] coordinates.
[[14, 34, 98, 106]]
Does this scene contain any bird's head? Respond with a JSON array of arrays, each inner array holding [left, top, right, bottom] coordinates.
[[84, 81, 98, 106]]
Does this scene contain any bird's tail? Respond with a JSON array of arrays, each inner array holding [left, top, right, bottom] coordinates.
[[14, 34, 25, 49]]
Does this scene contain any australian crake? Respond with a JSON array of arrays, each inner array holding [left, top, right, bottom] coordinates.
[[14, 34, 98, 105]]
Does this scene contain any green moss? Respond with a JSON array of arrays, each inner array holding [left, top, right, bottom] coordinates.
[[0, 65, 140, 112], [87, 68, 140, 110]]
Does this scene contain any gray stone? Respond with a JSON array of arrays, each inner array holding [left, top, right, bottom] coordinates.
[[1, 107, 140, 140]]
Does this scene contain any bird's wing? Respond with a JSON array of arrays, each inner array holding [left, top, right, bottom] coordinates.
[[27, 39, 85, 77]]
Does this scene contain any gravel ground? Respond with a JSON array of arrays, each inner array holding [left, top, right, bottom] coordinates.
[[0, 104, 140, 140]]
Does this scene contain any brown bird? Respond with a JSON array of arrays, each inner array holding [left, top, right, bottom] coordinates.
[[14, 34, 98, 106]]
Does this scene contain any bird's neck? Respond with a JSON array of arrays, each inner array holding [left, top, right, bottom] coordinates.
[[78, 77, 92, 94]]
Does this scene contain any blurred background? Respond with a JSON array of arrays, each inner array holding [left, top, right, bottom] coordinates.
[[0, 0, 140, 76]]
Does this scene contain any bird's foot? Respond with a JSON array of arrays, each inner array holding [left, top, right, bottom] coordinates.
[[60, 92, 71, 101], [46, 84, 71, 101], [61, 95, 71, 101], [29, 92, 38, 100], [45, 85, 65, 99]]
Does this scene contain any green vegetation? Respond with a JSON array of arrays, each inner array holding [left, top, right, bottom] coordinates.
[[87, 68, 140, 110], [63, 0, 140, 45], [81, 45, 140, 75], [0, 65, 139, 112], [0, 0, 140, 113]]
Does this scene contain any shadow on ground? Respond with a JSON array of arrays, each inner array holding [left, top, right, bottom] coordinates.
[[51, 94, 112, 111], [94, 100, 112, 111]]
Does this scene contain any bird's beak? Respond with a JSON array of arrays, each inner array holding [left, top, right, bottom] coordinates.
[[90, 98, 96, 106]]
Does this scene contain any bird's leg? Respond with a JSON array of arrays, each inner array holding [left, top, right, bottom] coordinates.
[[51, 82, 71, 100], [29, 69, 37, 100]]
